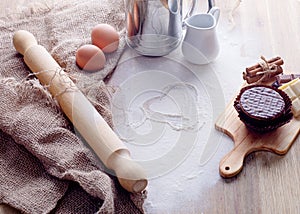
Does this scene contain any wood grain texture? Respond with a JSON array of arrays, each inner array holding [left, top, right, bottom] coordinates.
[[205, 0, 300, 213]]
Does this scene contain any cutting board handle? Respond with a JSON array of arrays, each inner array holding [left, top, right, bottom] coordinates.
[[219, 139, 253, 178]]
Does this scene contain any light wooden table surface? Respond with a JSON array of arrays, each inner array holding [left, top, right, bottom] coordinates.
[[1, 0, 300, 213]]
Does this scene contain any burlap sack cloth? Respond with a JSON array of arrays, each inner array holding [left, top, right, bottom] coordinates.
[[0, 0, 146, 213]]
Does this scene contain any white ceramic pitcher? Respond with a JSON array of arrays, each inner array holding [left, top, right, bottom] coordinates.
[[181, 7, 220, 65]]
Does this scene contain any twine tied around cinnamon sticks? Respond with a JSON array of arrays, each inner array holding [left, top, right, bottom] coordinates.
[[243, 56, 284, 84]]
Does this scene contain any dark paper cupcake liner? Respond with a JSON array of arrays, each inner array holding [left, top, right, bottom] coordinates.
[[234, 84, 292, 133]]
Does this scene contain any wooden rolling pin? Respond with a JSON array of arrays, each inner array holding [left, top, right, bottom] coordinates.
[[13, 30, 147, 193]]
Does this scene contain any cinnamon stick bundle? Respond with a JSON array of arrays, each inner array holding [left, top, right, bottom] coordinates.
[[243, 56, 284, 84]]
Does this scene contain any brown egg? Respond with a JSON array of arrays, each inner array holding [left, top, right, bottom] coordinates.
[[76, 44, 106, 71], [91, 24, 119, 53]]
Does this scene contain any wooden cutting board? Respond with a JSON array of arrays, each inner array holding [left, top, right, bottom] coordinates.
[[215, 90, 300, 178]]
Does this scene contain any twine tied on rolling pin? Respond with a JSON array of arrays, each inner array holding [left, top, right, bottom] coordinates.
[[13, 30, 148, 193]]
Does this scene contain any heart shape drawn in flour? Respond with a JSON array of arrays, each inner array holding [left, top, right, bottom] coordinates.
[[141, 82, 204, 131]]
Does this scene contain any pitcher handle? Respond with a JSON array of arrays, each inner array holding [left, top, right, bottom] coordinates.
[[209, 6, 220, 23], [208, 0, 215, 11]]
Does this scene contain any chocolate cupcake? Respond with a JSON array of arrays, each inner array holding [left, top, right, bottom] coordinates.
[[234, 85, 293, 133]]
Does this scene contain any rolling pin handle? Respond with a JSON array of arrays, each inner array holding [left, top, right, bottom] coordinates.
[[107, 149, 148, 193], [13, 30, 38, 55]]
